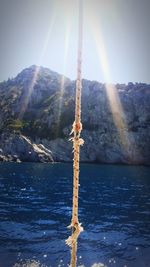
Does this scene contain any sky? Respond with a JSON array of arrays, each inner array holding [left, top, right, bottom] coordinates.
[[0, 0, 150, 83]]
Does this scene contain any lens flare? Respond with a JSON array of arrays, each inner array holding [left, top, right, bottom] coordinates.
[[87, 10, 133, 159], [19, 65, 40, 118], [38, 12, 56, 65], [105, 83, 130, 150], [19, 9, 56, 118], [55, 20, 72, 136]]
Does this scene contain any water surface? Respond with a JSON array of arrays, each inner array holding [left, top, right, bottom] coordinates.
[[0, 163, 150, 267]]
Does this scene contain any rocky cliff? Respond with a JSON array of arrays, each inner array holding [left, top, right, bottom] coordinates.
[[0, 65, 150, 164], [0, 132, 53, 162]]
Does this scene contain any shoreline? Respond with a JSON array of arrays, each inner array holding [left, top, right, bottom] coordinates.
[[0, 159, 149, 167]]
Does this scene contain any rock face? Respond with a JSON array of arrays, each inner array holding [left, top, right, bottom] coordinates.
[[0, 65, 150, 164], [0, 132, 53, 162]]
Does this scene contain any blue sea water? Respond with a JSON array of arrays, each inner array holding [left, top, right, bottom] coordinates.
[[0, 162, 150, 267]]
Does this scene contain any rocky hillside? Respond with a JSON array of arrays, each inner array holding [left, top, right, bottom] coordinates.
[[0, 65, 150, 164], [0, 132, 53, 162]]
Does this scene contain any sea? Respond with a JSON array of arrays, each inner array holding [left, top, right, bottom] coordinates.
[[0, 162, 149, 267]]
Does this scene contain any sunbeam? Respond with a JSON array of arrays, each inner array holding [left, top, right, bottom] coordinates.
[[38, 9, 56, 66], [105, 83, 130, 151], [55, 17, 72, 136], [19, 7, 56, 119], [86, 7, 133, 160], [19, 65, 40, 119]]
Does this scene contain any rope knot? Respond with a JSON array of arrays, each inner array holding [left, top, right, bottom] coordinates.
[[70, 121, 82, 136], [66, 222, 83, 247], [74, 122, 82, 133]]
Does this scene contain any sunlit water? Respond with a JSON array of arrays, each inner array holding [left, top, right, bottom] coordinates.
[[0, 163, 150, 267]]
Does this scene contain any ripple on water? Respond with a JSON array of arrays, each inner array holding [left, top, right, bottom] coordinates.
[[0, 163, 150, 267]]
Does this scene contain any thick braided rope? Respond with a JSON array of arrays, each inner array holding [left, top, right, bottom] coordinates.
[[66, 0, 84, 250], [72, 0, 83, 229], [70, 241, 77, 267]]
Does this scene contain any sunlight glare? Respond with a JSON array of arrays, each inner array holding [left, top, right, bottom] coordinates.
[[55, 7, 73, 135], [19, 6, 56, 118], [19, 65, 40, 118], [57, 22, 71, 124], [86, 5, 132, 158]]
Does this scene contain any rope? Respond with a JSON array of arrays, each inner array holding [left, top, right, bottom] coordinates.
[[70, 241, 77, 267], [66, 0, 84, 250]]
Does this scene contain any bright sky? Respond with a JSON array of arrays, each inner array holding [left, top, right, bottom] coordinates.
[[0, 0, 150, 83]]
